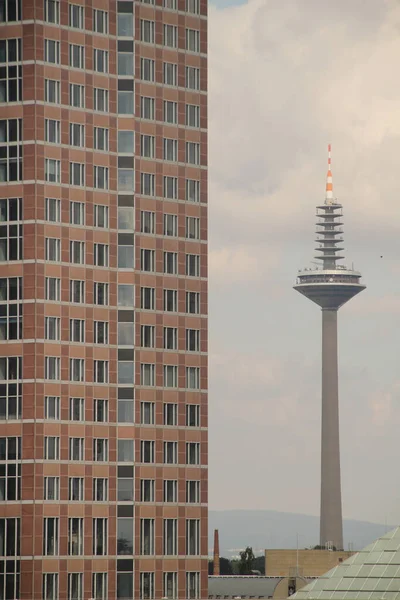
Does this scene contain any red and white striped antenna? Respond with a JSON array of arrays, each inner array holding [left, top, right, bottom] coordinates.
[[325, 143, 333, 204]]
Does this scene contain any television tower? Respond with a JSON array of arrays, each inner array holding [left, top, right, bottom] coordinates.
[[294, 145, 365, 550]]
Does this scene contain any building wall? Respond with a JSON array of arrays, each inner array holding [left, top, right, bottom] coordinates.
[[265, 550, 355, 577], [0, 0, 207, 598]]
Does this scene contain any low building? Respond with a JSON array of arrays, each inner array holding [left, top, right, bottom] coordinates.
[[208, 575, 314, 599], [265, 549, 355, 577]]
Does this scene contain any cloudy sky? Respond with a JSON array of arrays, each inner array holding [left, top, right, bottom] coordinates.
[[208, 0, 400, 526]]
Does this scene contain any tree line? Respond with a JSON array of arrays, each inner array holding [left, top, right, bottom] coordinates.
[[209, 546, 265, 575]]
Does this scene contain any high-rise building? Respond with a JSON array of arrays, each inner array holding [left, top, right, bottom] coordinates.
[[294, 146, 365, 551], [0, 0, 208, 599]]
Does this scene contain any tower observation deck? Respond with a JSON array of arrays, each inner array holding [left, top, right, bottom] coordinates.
[[293, 145, 365, 551]]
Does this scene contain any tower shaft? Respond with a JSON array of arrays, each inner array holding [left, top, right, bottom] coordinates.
[[320, 309, 343, 550]]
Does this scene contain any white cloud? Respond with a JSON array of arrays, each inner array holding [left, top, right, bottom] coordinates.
[[208, 0, 400, 524]]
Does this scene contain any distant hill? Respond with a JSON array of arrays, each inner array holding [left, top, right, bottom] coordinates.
[[208, 510, 391, 558]]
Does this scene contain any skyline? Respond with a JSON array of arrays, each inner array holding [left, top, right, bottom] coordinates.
[[208, 0, 400, 526]]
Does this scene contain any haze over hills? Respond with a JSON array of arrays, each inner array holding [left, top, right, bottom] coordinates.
[[208, 510, 391, 558]]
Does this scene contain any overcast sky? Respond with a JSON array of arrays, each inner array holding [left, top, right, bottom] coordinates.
[[208, 0, 400, 526]]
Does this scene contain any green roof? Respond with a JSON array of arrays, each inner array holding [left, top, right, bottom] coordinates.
[[293, 526, 400, 600]]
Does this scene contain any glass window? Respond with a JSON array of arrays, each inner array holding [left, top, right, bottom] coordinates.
[[118, 13, 134, 37], [118, 361, 134, 384], [118, 131, 134, 153], [117, 518, 134, 555], [118, 439, 134, 462], [118, 284, 134, 307], [118, 91, 134, 114], [118, 207, 134, 230], [118, 245, 134, 268]]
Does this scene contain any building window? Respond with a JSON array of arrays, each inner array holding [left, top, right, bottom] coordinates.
[[69, 240, 85, 264], [69, 318, 85, 343], [118, 322, 134, 346], [0, 38, 22, 103], [164, 479, 177, 502], [164, 289, 177, 312], [44, 436, 60, 460], [186, 291, 200, 314], [118, 361, 134, 384], [69, 123, 84, 147], [118, 168, 135, 191], [140, 287, 155, 310], [69, 162, 85, 186], [69, 477, 84, 501], [0, 0, 22, 22], [94, 360, 109, 383], [186, 180, 200, 203], [164, 0, 176, 8], [117, 11, 134, 36], [164, 214, 178, 236], [44, 357, 60, 380], [69, 397, 84, 421], [186, 28, 200, 52], [94, 166, 109, 190], [140, 249, 155, 272], [186, 442, 200, 465], [140, 440, 155, 463], [94, 204, 109, 228], [94, 88, 108, 112], [117, 517, 134, 555], [164, 572, 177, 600], [45, 197, 60, 222], [140, 401, 155, 425], [93, 518, 108, 556], [186, 366, 200, 389], [186, 66, 200, 90], [94, 321, 108, 344], [45, 238, 60, 262], [93, 438, 108, 461], [45, 277, 60, 301], [69, 437, 84, 461], [186, 0, 200, 13], [94, 127, 109, 151], [92, 573, 108, 600], [163, 62, 177, 86], [45, 317, 60, 341], [45, 0, 59, 23], [94, 49, 108, 73], [68, 518, 83, 555], [163, 403, 177, 426], [43, 517, 59, 556], [69, 201, 85, 225], [163, 24, 177, 48], [186, 480, 200, 503], [45, 119, 61, 144], [0, 119, 22, 182], [141, 19, 155, 42], [44, 476, 59, 500], [186, 104, 200, 127], [69, 43, 85, 68], [43, 573, 58, 600], [94, 282, 108, 305], [0, 357, 22, 381], [164, 100, 177, 124], [93, 9, 108, 33], [118, 283, 135, 306], [186, 142, 200, 165], [94, 243, 109, 267], [140, 210, 155, 233], [69, 83, 85, 108], [140, 519, 155, 555], [44, 78, 60, 103], [186, 329, 200, 352], [93, 477, 108, 501], [141, 58, 155, 81], [140, 573, 155, 600], [118, 439, 134, 462], [94, 399, 108, 422], [186, 216, 200, 239], [68, 573, 83, 600], [140, 96, 155, 120], [164, 251, 177, 275], [118, 90, 134, 114], [118, 477, 134, 502], [141, 134, 155, 158], [164, 519, 177, 555], [69, 280, 84, 303], [69, 358, 85, 382], [118, 206, 134, 230], [186, 519, 200, 555], [44, 39, 60, 64], [69, 3, 84, 28], [118, 130, 134, 153], [163, 138, 178, 162], [140, 479, 155, 502], [118, 51, 134, 76], [164, 441, 177, 464], [186, 573, 200, 599], [186, 254, 200, 277], [163, 365, 178, 388], [140, 325, 154, 348], [163, 176, 178, 200], [45, 158, 60, 182], [164, 327, 177, 350]]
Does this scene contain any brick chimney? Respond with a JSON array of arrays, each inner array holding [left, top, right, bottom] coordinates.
[[213, 529, 220, 575]]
